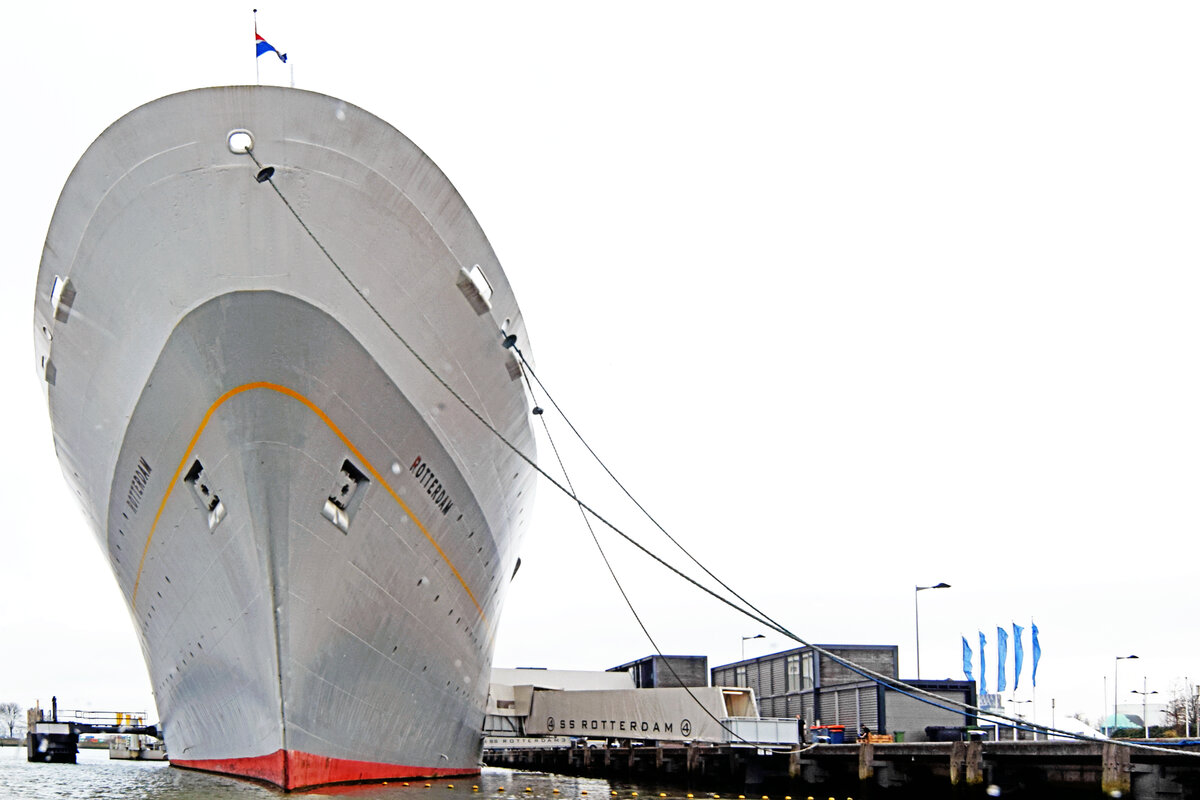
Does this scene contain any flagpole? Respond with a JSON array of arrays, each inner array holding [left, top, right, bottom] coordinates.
[[254, 9, 260, 85], [1030, 616, 1037, 739]]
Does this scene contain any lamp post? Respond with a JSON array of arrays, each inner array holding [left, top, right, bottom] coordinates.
[[1008, 698, 1033, 739], [1113, 654, 1138, 735], [742, 634, 764, 661], [914, 582, 951, 679], [1131, 677, 1158, 738]]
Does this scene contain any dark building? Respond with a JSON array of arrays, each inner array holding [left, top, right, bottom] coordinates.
[[711, 645, 976, 741], [609, 655, 709, 688]]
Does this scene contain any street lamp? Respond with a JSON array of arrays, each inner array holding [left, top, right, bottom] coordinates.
[[742, 634, 764, 660], [1131, 677, 1158, 738], [914, 582, 951, 679], [1112, 654, 1138, 735], [1009, 699, 1033, 739]]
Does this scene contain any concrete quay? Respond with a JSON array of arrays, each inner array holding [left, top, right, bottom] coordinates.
[[484, 739, 1200, 798]]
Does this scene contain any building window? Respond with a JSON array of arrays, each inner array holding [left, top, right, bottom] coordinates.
[[735, 665, 747, 687], [801, 652, 814, 690], [786, 654, 800, 693]]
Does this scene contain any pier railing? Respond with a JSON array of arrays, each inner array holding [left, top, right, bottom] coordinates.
[[35, 708, 149, 729], [721, 717, 800, 746]]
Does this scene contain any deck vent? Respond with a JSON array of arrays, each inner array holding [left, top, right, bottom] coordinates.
[[322, 459, 369, 533], [183, 459, 226, 531], [456, 264, 493, 315]]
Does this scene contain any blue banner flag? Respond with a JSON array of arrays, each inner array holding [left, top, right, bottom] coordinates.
[[1032, 623, 1041, 687], [996, 627, 1008, 693], [979, 632, 987, 696], [962, 636, 974, 682], [1013, 623, 1025, 690]]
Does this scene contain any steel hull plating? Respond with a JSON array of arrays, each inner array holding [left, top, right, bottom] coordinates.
[[33, 87, 535, 790]]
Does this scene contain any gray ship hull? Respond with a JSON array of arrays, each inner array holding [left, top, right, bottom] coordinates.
[[33, 87, 536, 790]]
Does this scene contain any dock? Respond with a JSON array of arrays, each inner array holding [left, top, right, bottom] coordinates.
[[484, 739, 1200, 798], [26, 698, 160, 764]]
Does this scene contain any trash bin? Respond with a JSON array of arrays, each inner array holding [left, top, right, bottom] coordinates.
[[811, 725, 829, 743], [826, 725, 846, 744], [893, 731, 905, 743]]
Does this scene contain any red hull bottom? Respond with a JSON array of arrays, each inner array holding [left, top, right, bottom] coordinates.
[[173, 749, 479, 791]]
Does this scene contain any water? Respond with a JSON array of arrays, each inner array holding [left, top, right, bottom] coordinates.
[[0, 746, 658, 800]]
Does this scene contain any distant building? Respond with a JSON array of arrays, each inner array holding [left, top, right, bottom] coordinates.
[[712, 644, 976, 741], [486, 667, 634, 737], [485, 659, 796, 746], [608, 655, 708, 688]]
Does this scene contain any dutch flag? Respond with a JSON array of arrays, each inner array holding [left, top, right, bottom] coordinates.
[[256, 32, 287, 63]]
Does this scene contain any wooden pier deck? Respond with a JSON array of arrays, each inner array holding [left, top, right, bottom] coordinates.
[[485, 739, 1200, 798]]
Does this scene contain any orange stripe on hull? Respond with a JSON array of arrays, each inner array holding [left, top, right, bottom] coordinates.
[[174, 749, 478, 791]]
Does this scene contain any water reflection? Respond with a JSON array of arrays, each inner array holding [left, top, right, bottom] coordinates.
[[0, 747, 643, 800]]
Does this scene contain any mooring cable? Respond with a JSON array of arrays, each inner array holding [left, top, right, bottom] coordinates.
[[505, 343, 1198, 752], [246, 149, 1194, 756], [505, 339, 784, 633], [525, 375, 753, 745], [244, 149, 781, 634]]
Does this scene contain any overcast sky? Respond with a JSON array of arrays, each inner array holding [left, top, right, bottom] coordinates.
[[2, 2, 1197, 733]]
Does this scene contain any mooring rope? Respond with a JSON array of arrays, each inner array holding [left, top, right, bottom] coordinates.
[[245, 148, 1195, 756], [523, 372, 752, 745]]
